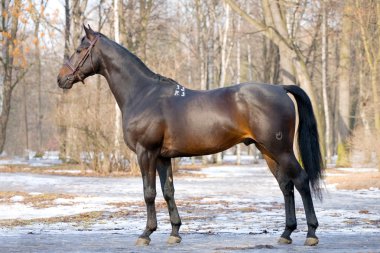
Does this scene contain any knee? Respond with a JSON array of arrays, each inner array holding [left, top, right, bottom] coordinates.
[[144, 187, 156, 203], [279, 180, 294, 195], [282, 188, 294, 197], [163, 185, 175, 201], [293, 172, 311, 192]]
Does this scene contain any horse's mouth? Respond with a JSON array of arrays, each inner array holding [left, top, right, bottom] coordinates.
[[57, 76, 74, 89]]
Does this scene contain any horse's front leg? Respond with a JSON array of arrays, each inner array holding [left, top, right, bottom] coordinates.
[[157, 157, 182, 244], [135, 147, 159, 246]]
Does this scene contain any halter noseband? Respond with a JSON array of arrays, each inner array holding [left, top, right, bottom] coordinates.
[[64, 34, 100, 83]]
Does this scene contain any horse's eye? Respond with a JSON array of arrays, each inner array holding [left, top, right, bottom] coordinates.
[[76, 48, 81, 53]]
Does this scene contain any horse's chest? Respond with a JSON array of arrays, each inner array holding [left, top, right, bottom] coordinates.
[[122, 115, 164, 151]]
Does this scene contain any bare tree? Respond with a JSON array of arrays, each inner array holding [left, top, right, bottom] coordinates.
[[58, 0, 71, 159], [218, 3, 232, 88], [195, 0, 207, 91], [355, 0, 380, 132], [225, 0, 321, 121], [336, 0, 353, 167], [31, 0, 48, 152], [236, 15, 241, 165], [114, 0, 122, 153], [321, 0, 331, 164], [0, 0, 28, 153]]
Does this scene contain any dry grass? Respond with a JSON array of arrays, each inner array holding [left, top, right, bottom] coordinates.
[[325, 170, 380, 190], [0, 191, 74, 208], [0, 209, 137, 228], [0, 163, 207, 178], [0, 164, 133, 177], [0, 211, 111, 228]]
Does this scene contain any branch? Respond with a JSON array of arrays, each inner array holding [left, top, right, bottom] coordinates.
[[224, 0, 294, 50], [355, 0, 374, 68], [42, 18, 63, 35], [11, 66, 32, 91]]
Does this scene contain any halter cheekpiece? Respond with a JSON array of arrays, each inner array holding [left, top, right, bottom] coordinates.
[[64, 34, 100, 83]]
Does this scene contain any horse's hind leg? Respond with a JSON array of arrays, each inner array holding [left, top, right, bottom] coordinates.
[[277, 153, 319, 246], [157, 157, 182, 244], [263, 154, 297, 244]]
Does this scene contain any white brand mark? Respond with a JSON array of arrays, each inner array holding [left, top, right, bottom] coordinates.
[[174, 84, 186, 97]]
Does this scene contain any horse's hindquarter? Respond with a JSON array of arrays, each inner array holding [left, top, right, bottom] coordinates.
[[240, 83, 296, 154]]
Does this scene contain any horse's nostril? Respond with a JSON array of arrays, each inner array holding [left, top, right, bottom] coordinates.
[[57, 76, 63, 87]]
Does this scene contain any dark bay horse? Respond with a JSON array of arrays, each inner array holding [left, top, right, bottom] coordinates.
[[57, 26, 324, 246]]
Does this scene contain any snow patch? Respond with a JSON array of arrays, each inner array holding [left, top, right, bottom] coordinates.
[[10, 196, 24, 202]]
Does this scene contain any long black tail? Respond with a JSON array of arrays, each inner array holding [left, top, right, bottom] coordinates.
[[282, 85, 324, 198]]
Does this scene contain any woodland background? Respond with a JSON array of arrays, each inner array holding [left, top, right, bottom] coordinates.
[[0, 0, 379, 173]]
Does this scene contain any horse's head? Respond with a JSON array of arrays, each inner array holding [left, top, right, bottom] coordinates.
[[57, 25, 101, 89]]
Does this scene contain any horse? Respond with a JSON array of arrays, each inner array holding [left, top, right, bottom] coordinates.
[[57, 25, 324, 247]]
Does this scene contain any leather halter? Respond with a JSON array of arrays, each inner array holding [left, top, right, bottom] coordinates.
[[64, 35, 100, 83]]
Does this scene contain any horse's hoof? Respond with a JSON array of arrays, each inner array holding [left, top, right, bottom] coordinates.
[[304, 237, 319, 246], [167, 235, 182, 244], [136, 237, 151, 246], [278, 237, 292, 244]]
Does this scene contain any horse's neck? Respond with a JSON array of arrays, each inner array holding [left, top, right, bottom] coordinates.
[[99, 40, 156, 111]]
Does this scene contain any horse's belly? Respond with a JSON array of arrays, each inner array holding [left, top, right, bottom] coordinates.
[[161, 88, 252, 157], [161, 123, 249, 157]]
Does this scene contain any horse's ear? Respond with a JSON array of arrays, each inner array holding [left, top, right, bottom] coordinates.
[[83, 24, 95, 40], [88, 24, 94, 33]]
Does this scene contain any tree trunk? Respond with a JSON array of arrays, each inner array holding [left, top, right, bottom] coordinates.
[[195, 0, 207, 91], [262, 0, 296, 84], [64, 0, 87, 161], [64, 0, 71, 61], [72, 0, 88, 48], [336, 2, 352, 167], [58, 0, 71, 159], [114, 0, 122, 153], [357, 0, 380, 132], [0, 0, 21, 153], [206, 11, 215, 90], [321, 0, 331, 164], [236, 15, 241, 165], [32, 0, 46, 152], [23, 80, 29, 154], [218, 3, 230, 88], [262, 36, 280, 84], [370, 65, 380, 131], [137, 0, 153, 61], [375, 3, 380, 132]]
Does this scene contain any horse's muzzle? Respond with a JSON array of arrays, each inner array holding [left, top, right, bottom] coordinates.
[[57, 76, 74, 89]]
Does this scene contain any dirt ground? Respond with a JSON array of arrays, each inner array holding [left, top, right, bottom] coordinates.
[[325, 168, 380, 190], [0, 163, 379, 252]]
